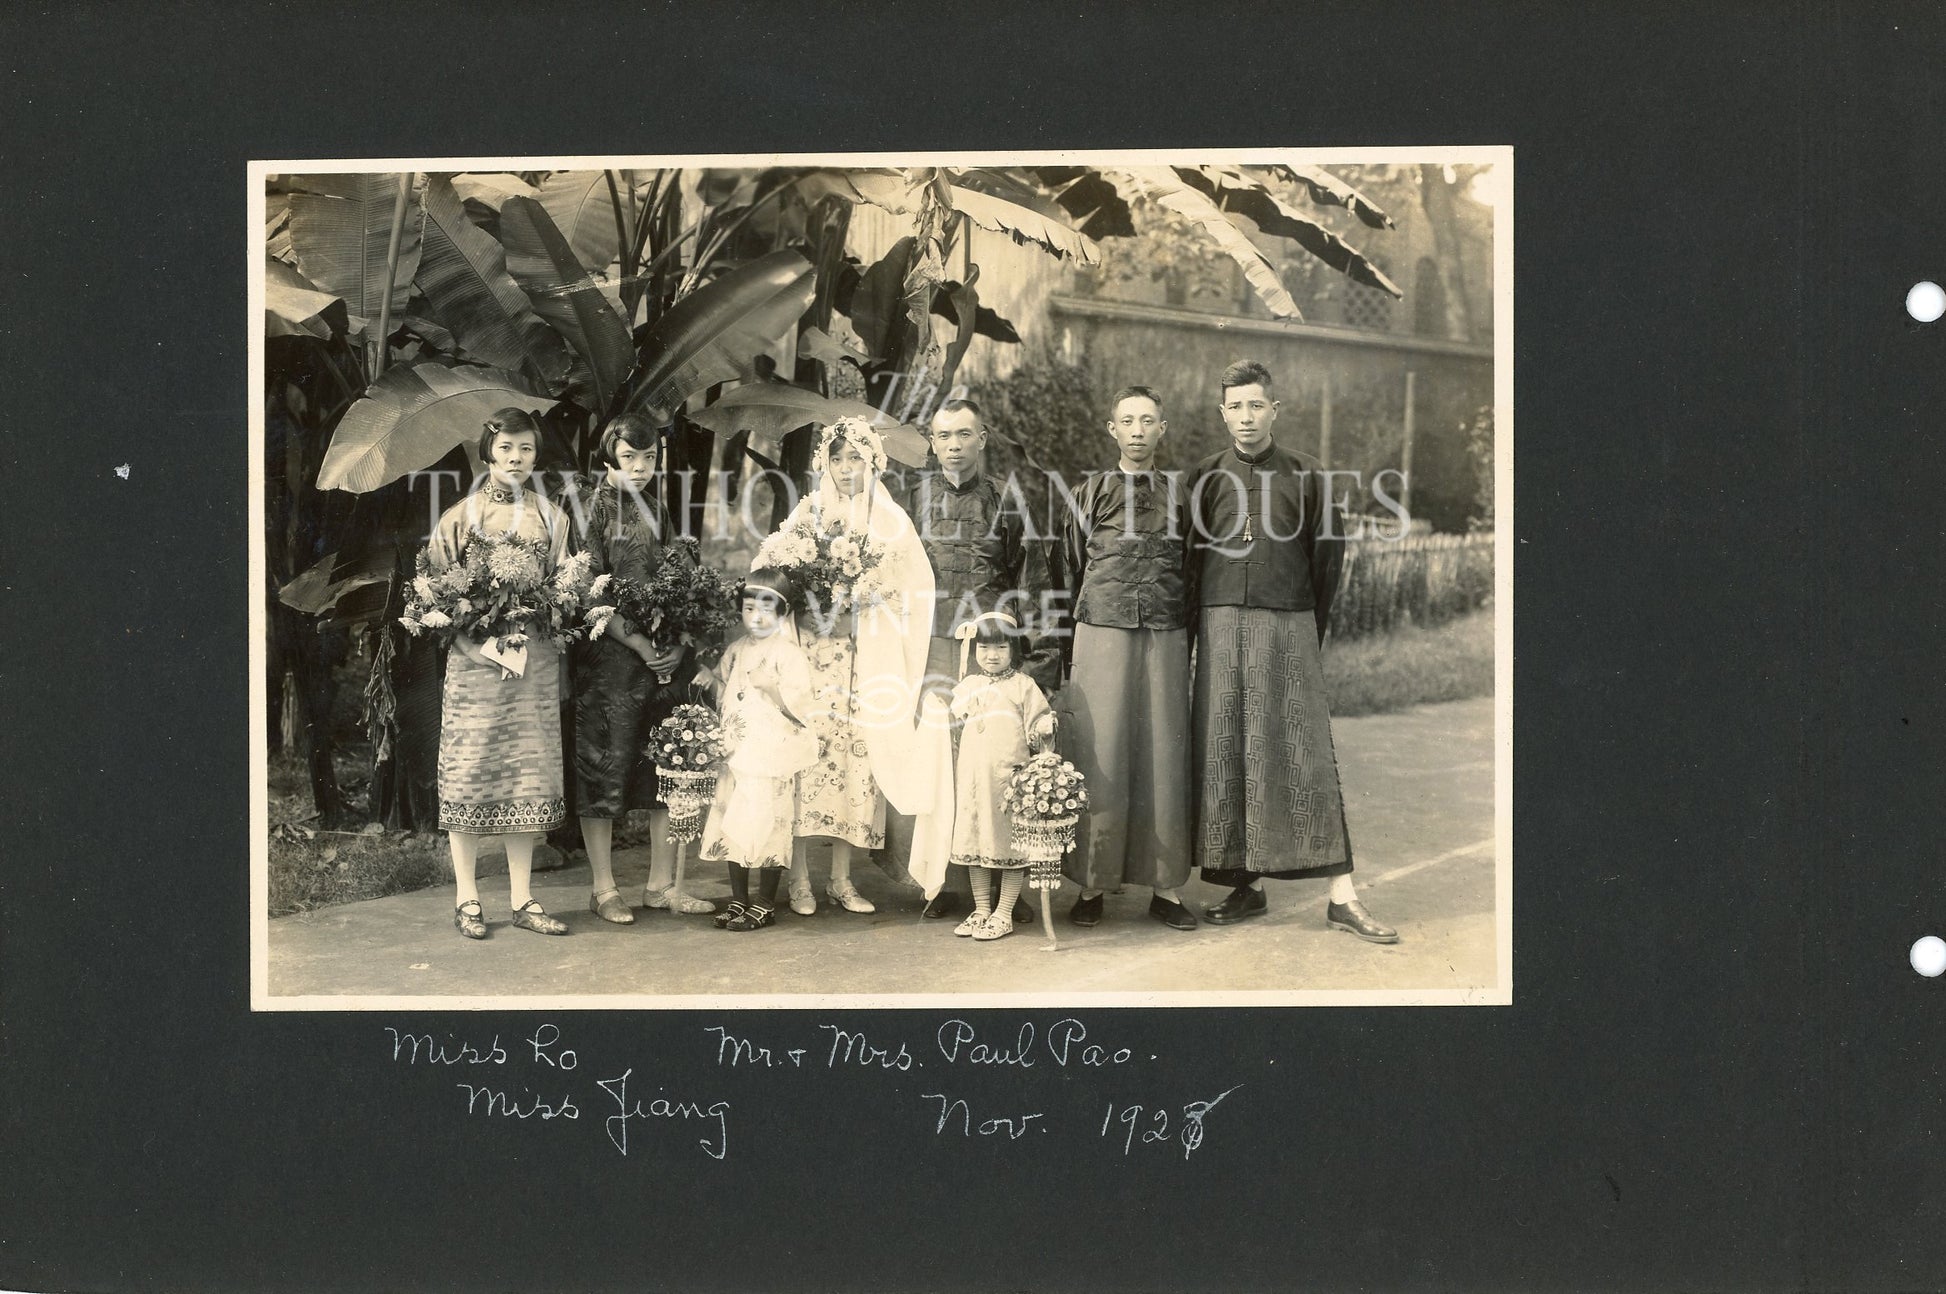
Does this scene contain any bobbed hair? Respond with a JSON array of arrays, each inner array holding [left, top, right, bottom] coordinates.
[[596, 412, 667, 470], [968, 611, 1026, 669], [1219, 359, 1276, 396], [477, 406, 543, 465], [739, 566, 802, 613]]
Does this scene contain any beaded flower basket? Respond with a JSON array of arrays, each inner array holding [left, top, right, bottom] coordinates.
[[1012, 815, 1079, 891], [648, 704, 726, 844], [656, 768, 717, 844], [1003, 752, 1089, 891]]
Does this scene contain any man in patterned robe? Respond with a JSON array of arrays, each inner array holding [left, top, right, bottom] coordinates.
[[1186, 360, 1397, 942]]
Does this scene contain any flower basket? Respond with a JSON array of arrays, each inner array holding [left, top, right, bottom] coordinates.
[[647, 703, 726, 844], [1002, 752, 1089, 891], [655, 768, 718, 844]]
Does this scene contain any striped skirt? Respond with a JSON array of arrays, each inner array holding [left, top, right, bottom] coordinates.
[[437, 639, 566, 835]]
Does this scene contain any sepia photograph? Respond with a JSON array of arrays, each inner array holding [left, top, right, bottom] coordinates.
[[249, 150, 1511, 1008]]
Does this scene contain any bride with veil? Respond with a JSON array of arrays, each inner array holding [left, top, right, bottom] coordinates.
[[757, 416, 937, 914]]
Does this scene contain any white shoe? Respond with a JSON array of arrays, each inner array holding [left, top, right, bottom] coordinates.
[[827, 881, 876, 914], [789, 877, 817, 916]]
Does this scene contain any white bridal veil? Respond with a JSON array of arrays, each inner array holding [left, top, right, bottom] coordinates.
[[795, 418, 939, 817]]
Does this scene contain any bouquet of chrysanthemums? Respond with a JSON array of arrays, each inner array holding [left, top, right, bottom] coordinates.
[[585, 539, 738, 683], [1002, 751, 1090, 879], [399, 537, 597, 677], [753, 511, 894, 621], [647, 703, 727, 842]]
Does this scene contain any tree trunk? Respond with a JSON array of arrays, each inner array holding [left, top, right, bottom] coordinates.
[[282, 607, 351, 826]]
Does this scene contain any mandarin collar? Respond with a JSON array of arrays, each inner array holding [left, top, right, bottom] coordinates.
[[597, 477, 655, 503], [939, 468, 982, 494], [1231, 441, 1278, 467], [484, 481, 527, 505]]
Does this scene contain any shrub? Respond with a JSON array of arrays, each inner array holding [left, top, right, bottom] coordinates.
[[1330, 532, 1493, 641]]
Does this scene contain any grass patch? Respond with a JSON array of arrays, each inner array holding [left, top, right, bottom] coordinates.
[[268, 829, 447, 918], [1323, 609, 1494, 717]]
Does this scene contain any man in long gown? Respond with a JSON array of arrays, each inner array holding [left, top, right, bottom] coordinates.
[[1186, 360, 1398, 942]]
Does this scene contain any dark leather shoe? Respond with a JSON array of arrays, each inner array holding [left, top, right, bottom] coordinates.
[[1327, 899, 1399, 944], [1148, 895, 1198, 930], [922, 892, 962, 919], [1013, 898, 1034, 924], [1068, 893, 1104, 927], [1203, 885, 1267, 925]]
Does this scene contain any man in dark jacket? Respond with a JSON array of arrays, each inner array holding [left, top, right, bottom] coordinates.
[[1185, 360, 1397, 942], [1059, 386, 1198, 931]]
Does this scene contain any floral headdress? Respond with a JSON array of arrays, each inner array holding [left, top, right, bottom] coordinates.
[[813, 415, 889, 477]]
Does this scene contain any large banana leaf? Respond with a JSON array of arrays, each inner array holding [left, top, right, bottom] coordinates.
[[1028, 167, 1136, 238], [797, 325, 869, 369], [627, 248, 815, 422], [946, 175, 1100, 266], [794, 167, 914, 217], [316, 362, 554, 494], [1177, 165, 1403, 298], [843, 238, 914, 356], [278, 546, 394, 616], [265, 257, 347, 340], [267, 194, 296, 263], [937, 292, 1021, 343], [537, 171, 622, 275], [686, 382, 929, 467], [497, 196, 636, 415], [416, 175, 577, 385], [935, 267, 981, 393], [287, 172, 423, 320], [1096, 167, 1301, 319], [450, 172, 538, 212], [1267, 163, 1395, 229]]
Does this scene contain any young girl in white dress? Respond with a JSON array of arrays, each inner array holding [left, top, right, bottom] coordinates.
[[948, 611, 1057, 943], [697, 569, 818, 931]]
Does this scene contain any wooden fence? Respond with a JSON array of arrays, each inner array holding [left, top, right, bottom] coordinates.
[[1330, 531, 1494, 640]]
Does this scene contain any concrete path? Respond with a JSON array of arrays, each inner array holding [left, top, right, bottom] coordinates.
[[264, 697, 1499, 1005]]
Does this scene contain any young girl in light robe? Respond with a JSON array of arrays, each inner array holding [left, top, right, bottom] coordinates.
[[697, 569, 818, 931]]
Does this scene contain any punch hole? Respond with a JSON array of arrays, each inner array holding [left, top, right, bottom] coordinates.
[[1905, 281, 1944, 323], [1910, 935, 1945, 977]]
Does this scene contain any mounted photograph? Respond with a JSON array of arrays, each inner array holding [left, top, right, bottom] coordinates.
[[249, 150, 1511, 1008]]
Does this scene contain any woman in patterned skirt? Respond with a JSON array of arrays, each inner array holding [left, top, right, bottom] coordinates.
[[433, 408, 575, 940]]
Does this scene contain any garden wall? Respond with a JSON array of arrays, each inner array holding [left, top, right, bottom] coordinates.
[[1044, 296, 1494, 533]]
